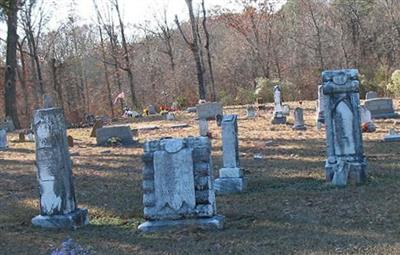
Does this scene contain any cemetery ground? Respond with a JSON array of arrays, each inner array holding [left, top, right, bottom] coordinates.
[[1, 100, 400, 255]]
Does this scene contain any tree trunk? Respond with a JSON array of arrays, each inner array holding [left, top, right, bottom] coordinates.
[[4, 0, 21, 129]]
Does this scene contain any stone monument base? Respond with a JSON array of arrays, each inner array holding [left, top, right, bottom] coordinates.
[[292, 124, 307, 131], [271, 116, 286, 125], [32, 208, 89, 229], [214, 177, 246, 194], [138, 215, 224, 232], [325, 160, 367, 186]]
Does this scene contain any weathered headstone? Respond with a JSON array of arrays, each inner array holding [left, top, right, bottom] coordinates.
[[383, 128, 400, 142], [316, 85, 325, 129], [90, 120, 103, 137], [364, 98, 398, 119], [138, 137, 224, 232], [322, 69, 367, 186], [246, 105, 257, 118], [292, 107, 307, 131], [365, 91, 378, 100], [148, 105, 157, 115], [282, 104, 290, 116], [96, 125, 134, 146], [32, 107, 89, 229], [196, 102, 223, 120], [166, 112, 176, 121], [360, 105, 376, 132], [271, 85, 286, 124], [0, 128, 8, 150], [214, 115, 246, 194], [186, 107, 197, 113]]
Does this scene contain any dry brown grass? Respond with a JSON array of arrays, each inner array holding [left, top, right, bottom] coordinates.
[[1, 100, 400, 255]]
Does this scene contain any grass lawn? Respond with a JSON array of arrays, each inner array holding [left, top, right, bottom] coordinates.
[[1, 100, 400, 255]]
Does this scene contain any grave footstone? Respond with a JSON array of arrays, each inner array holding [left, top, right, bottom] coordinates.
[[32, 107, 89, 229], [364, 98, 398, 119], [271, 85, 286, 124], [383, 128, 400, 142], [214, 115, 246, 194], [360, 105, 376, 132], [90, 120, 103, 137], [0, 128, 8, 150], [316, 85, 325, 129], [365, 91, 378, 100], [96, 125, 134, 146], [292, 107, 307, 131], [138, 137, 224, 232], [322, 69, 367, 186]]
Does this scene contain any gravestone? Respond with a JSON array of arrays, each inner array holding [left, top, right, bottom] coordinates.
[[199, 119, 209, 137], [166, 112, 176, 121], [365, 91, 378, 100], [214, 115, 246, 194], [90, 120, 103, 137], [196, 102, 223, 120], [360, 105, 376, 132], [316, 85, 325, 129], [246, 105, 257, 118], [383, 128, 400, 142], [271, 85, 286, 124], [138, 137, 224, 232], [282, 104, 290, 116], [0, 128, 8, 150], [322, 69, 367, 186], [148, 105, 157, 115], [32, 107, 89, 229], [96, 125, 134, 146], [186, 107, 197, 113], [292, 107, 307, 130], [364, 98, 398, 119]]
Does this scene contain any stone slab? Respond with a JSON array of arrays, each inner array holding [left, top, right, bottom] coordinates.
[[32, 208, 89, 229], [138, 215, 224, 232], [214, 177, 247, 194], [383, 134, 400, 142], [364, 98, 398, 119], [96, 125, 134, 146], [196, 102, 223, 120], [219, 167, 243, 178]]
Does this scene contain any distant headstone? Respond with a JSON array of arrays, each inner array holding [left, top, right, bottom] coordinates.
[[196, 102, 223, 120], [282, 104, 290, 116], [364, 98, 398, 119], [316, 85, 325, 129], [90, 120, 103, 137], [365, 91, 378, 100], [85, 114, 96, 126], [96, 125, 134, 146], [246, 105, 257, 118], [271, 85, 286, 124], [148, 105, 157, 115], [322, 69, 367, 186], [360, 105, 376, 132], [165, 112, 176, 121], [186, 107, 197, 113], [292, 107, 307, 131], [214, 115, 246, 194], [138, 137, 224, 232], [32, 107, 89, 229], [67, 135, 74, 147], [0, 128, 8, 150], [383, 128, 400, 142], [19, 132, 25, 142]]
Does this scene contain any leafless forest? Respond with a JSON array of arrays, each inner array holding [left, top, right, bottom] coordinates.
[[1, 0, 400, 128]]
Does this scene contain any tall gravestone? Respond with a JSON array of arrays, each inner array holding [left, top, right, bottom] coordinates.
[[271, 85, 286, 124], [0, 128, 8, 150], [322, 69, 367, 186], [32, 107, 89, 229], [316, 85, 325, 129], [139, 137, 224, 232], [292, 107, 307, 131], [214, 115, 246, 194]]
